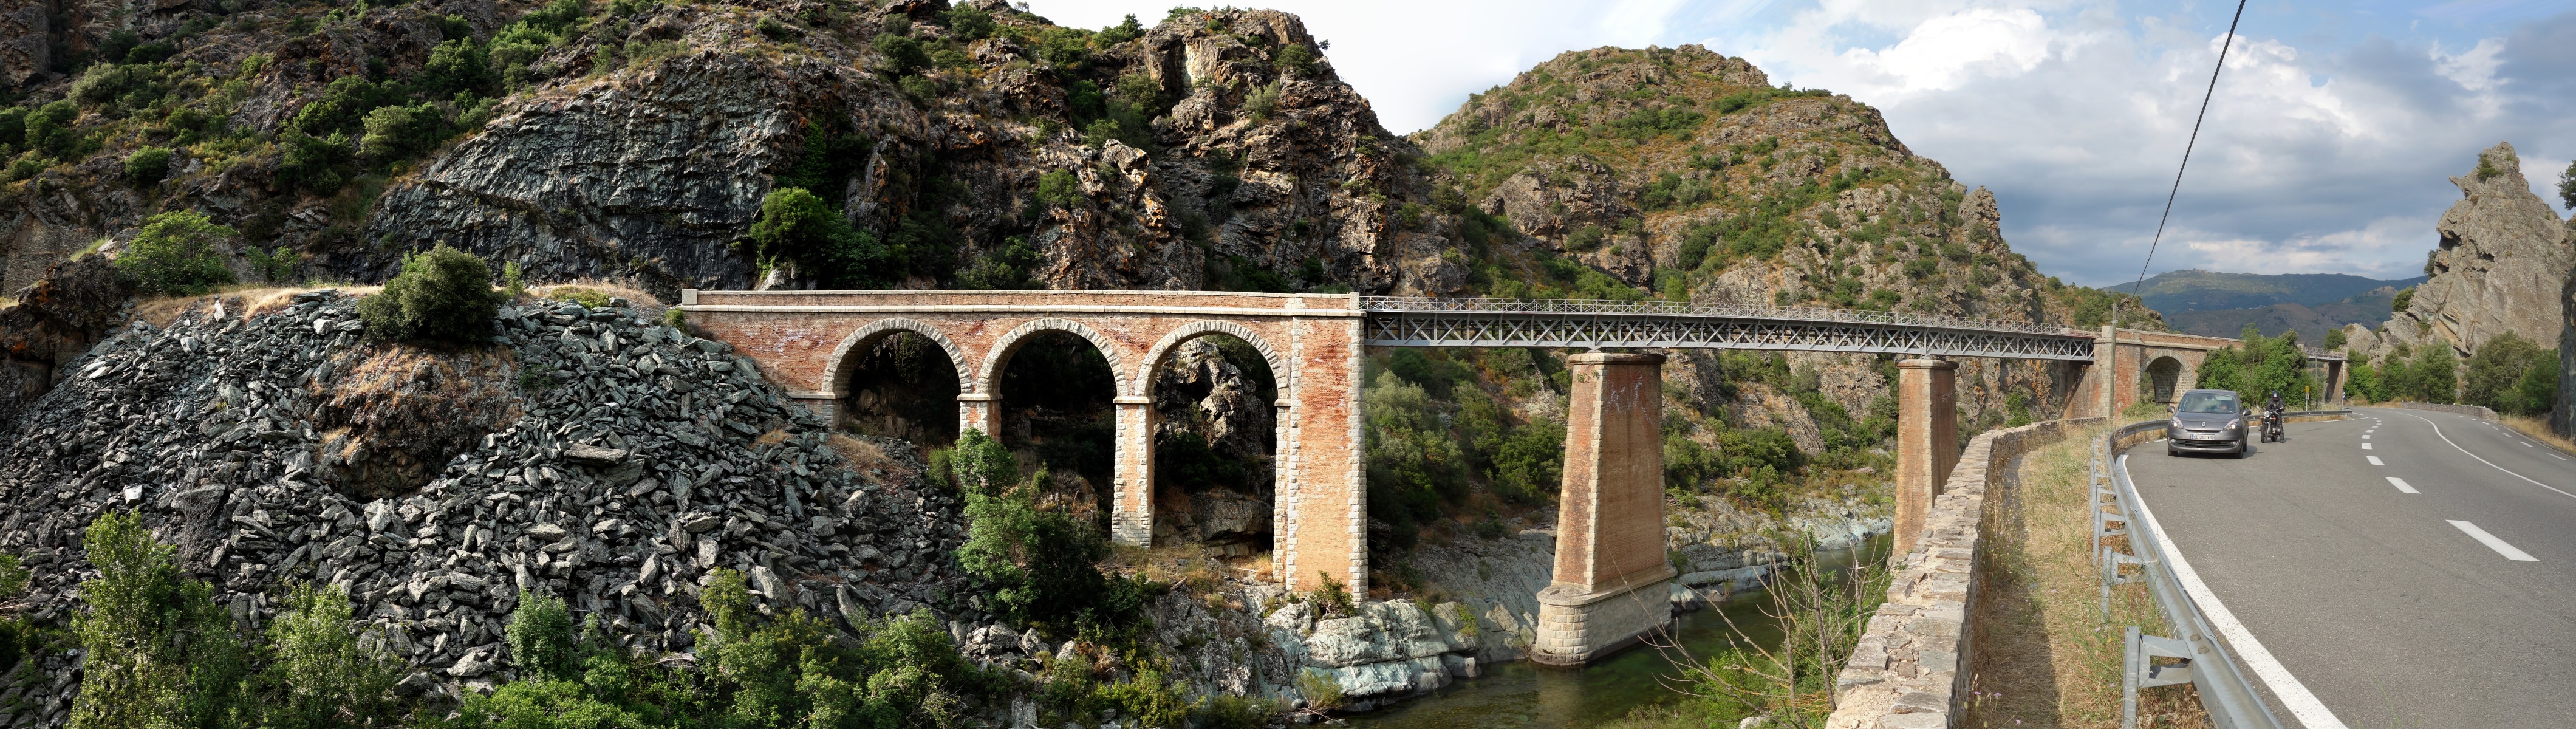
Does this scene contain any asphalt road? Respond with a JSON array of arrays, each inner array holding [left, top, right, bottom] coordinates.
[[2125, 406, 2576, 729]]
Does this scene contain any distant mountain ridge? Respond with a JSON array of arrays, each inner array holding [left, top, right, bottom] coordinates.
[[2161, 286, 2405, 344], [2128, 269, 2427, 313]]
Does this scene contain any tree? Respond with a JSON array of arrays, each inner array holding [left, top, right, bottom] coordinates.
[[745, 187, 891, 287], [263, 583, 405, 729], [2463, 332, 2544, 412], [2323, 327, 2346, 351], [357, 244, 511, 344], [113, 211, 237, 296], [2391, 286, 2414, 313], [70, 511, 250, 729], [2193, 325, 2321, 405], [2558, 159, 2575, 211]]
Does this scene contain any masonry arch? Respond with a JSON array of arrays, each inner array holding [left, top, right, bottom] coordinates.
[[827, 318, 972, 444], [2146, 355, 2184, 404], [1138, 322, 1290, 558], [978, 318, 1135, 398]]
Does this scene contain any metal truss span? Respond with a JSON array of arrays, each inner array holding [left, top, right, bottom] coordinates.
[[1358, 296, 2100, 361]]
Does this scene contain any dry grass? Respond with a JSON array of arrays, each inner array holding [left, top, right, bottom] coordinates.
[[824, 433, 920, 485], [2501, 416, 2576, 456], [131, 284, 388, 326], [530, 279, 669, 320], [1963, 420, 2210, 729], [1109, 543, 1234, 595], [0, 296, 17, 310], [312, 344, 521, 498]]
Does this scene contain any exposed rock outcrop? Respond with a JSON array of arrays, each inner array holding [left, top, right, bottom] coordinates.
[[2352, 142, 2575, 362]]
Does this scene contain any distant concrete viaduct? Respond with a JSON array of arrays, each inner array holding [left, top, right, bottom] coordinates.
[[680, 290, 2338, 666]]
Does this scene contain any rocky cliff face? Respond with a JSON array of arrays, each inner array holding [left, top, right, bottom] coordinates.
[[2349, 142, 2575, 363], [0, 0, 1449, 299]]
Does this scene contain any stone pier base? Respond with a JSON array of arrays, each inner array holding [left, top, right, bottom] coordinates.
[[1531, 570, 1678, 666]]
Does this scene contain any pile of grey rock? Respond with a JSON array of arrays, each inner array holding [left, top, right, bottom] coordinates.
[[0, 291, 972, 696]]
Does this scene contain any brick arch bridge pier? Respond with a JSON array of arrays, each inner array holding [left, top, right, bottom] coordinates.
[[681, 290, 2309, 665]]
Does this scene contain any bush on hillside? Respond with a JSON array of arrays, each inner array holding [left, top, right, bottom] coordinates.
[[113, 211, 237, 296], [745, 187, 893, 287], [357, 244, 511, 345], [123, 146, 171, 185], [69, 510, 251, 729], [262, 583, 406, 729], [2462, 331, 2557, 416]]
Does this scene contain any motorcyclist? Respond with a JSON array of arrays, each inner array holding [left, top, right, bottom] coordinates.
[[2263, 391, 2286, 441]]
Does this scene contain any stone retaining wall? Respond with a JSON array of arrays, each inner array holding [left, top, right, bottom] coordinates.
[[1825, 417, 2096, 729]]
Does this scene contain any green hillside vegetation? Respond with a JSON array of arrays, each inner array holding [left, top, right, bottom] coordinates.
[[2164, 286, 2403, 343], [2131, 269, 2425, 313]]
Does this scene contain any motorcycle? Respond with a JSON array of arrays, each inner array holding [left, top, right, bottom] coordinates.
[[2260, 406, 2285, 443]]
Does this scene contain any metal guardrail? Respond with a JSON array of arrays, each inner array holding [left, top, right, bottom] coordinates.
[[2093, 419, 2291, 729], [1359, 296, 2089, 336], [1357, 296, 2102, 360]]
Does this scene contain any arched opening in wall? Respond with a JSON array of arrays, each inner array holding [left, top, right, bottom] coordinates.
[[2146, 356, 2183, 404], [998, 331, 1118, 527], [839, 330, 961, 447], [1146, 333, 1278, 561]]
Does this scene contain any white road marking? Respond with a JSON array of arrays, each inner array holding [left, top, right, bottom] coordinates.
[[2362, 443, 2373, 450], [2523, 442, 2535, 447], [2449, 521, 2540, 561], [2368, 456, 2384, 465], [2386, 477, 2419, 493], [2120, 455, 2350, 729], [2394, 412, 2576, 499], [2554, 454, 2569, 461], [2363, 434, 2371, 439]]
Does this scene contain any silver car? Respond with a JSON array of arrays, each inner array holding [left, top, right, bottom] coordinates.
[[2166, 389, 2250, 457]]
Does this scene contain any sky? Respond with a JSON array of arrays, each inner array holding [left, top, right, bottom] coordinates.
[[1022, 1, 2576, 287]]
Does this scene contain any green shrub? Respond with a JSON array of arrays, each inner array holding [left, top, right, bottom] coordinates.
[[278, 129, 352, 193], [1293, 669, 1345, 711], [2391, 286, 2414, 312], [506, 590, 579, 682], [1036, 169, 1082, 208], [262, 583, 405, 729], [359, 102, 448, 161], [661, 307, 686, 329], [943, 5, 995, 40], [69, 511, 251, 729], [1273, 43, 1317, 78], [114, 211, 237, 296], [1095, 14, 1146, 46], [955, 442, 1143, 632], [357, 244, 510, 344], [2193, 325, 2323, 405], [1364, 371, 1466, 542], [873, 33, 930, 75], [1242, 80, 1282, 122], [1566, 225, 1604, 252], [958, 236, 1042, 289], [124, 146, 172, 185], [745, 186, 892, 287]]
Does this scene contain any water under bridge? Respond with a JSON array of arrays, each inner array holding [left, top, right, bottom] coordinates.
[[680, 289, 2342, 665]]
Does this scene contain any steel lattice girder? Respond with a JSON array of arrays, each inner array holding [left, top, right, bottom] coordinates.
[[1359, 312, 2099, 360]]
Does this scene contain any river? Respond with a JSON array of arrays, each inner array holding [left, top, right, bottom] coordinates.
[[1344, 534, 1892, 728]]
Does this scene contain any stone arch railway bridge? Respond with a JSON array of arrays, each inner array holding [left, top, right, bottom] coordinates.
[[678, 290, 2343, 665]]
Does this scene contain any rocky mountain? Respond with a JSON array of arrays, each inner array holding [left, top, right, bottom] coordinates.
[[2347, 142, 2575, 361], [1410, 45, 2161, 430], [2130, 269, 2424, 314]]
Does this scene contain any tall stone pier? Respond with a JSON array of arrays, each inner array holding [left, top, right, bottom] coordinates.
[[1533, 352, 1676, 666], [1893, 358, 1959, 555]]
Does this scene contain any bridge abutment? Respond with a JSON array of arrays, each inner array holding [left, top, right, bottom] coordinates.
[[1533, 352, 1676, 666], [1894, 358, 1959, 556]]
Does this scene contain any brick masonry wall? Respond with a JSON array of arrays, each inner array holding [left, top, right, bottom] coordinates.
[[1826, 417, 2094, 729], [680, 291, 1368, 592]]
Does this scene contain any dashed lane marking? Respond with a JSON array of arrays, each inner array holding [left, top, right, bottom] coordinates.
[[2395, 412, 2576, 499], [2450, 520, 2540, 561], [2362, 443, 2373, 450], [2386, 477, 2419, 493], [2368, 456, 2385, 465]]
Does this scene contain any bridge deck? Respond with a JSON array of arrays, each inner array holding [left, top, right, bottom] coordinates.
[[1359, 297, 2100, 361]]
